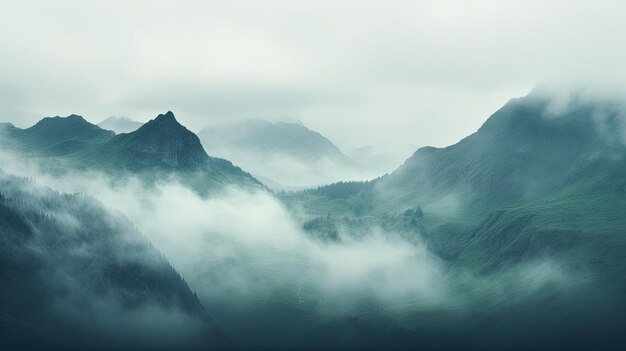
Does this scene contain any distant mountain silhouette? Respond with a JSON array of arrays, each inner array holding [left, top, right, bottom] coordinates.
[[198, 120, 371, 188], [199, 120, 353, 162], [1, 112, 262, 192], [98, 116, 143, 134], [4, 114, 114, 148]]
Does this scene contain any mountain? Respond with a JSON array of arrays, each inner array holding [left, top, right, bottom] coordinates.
[[199, 120, 352, 163], [291, 91, 626, 218], [365, 92, 626, 273], [287, 90, 626, 270], [98, 116, 143, 134], [198, 120, 374, 188], [102, 111, 222, 171], [382, 92, 626, 215], [279, 91, 626, 347], [3, 114, 114, 148], [3, 93, 626, 348], [0, 171, 228, 349], [1, 112, 262, 193]]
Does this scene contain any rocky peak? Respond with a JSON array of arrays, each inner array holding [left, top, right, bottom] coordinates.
[[112, 111, 210, 170]]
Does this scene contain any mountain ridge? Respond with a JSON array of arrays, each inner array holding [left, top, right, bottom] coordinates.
[[199, 119, 354, 163], [0, 112, 263, 193], [4, 114, 115, 149], [283, 92, 626, 277], [198, 119, 371, 188]]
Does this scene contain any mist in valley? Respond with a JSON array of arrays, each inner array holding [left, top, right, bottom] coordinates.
[[3, 1, 626, 349], [0, 146, 587, 348]]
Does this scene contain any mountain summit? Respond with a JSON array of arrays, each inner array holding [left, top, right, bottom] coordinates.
[[385, 93, 623, 207], [108, 111, 210, 170], [3, 114, 114, 148]]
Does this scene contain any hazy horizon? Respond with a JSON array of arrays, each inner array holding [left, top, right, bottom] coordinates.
[[4, 0, 626, 151]]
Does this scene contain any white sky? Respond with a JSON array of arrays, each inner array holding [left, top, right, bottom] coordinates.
[[2, 0, 626, 150]]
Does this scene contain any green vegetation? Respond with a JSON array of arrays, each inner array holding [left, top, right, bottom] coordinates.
[[0, 172, 227, 349], [3, 92, 626, 348], [283, 93, 626, 297]]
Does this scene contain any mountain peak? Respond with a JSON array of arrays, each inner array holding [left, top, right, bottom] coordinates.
[[15, 114, 114, 148], [153, 111, 177, 123], [66, 114, 85, 120], [110, 111, 212, 170], [36, 114, 88, 126], [139, 111, 188, 134]]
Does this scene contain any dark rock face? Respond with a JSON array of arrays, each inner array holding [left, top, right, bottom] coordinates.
[[110, 111, 211, 170]]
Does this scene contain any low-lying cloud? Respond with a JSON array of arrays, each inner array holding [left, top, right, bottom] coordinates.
[[0, 148, 573, 321]]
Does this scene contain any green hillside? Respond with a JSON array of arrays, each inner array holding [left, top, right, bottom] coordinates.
[[274, 92, 626, 348], [0, 171, 229, 349], [280, 91, 626, 295]]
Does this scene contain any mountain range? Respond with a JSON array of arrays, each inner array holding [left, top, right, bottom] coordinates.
[[2, 90, 626, 349], [198, 120, 375, 188], [288, 92, 626, 257], [0, 112, 262, 194], [199, 119, 352, 163], [278, 91, 626, 347]]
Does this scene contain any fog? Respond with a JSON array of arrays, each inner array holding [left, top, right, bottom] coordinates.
[[0, 169, 219, 349], [211, 151, 384, 189], [4, 1, 626, 150], [0, 148, 574, 324], [201, 140, 419, 188], [2, 1, 625, 348], [0, 151, 447, 308], [526, 85, 626, 146]]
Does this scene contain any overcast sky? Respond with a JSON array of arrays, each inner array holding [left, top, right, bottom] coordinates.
[[2, 0, 626, 150]]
